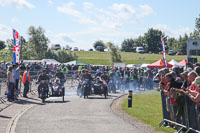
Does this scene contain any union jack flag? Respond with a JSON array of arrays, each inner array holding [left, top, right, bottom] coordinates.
[[13, 29, 21, 64]]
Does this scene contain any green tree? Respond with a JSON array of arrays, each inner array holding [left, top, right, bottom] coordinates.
[[134, 36, 146, 51], [179, 34, 189, 54], [44, 49, 58, 60], [107, 42, 122, 63], [195, 14, 200, 33], [56, 50, 78, 63], [121, 38, 135, 52], [144, 28, 166, 53], [28, 26, 49, 59], [0, 40, 6, 51], [93, 40, 105, 50], [167, 37, 178, 52], [20, 36, 30, 60], [6, 39, 14, 60]]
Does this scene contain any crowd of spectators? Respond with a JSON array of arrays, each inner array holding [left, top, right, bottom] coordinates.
[[157, 63, 200, 131]]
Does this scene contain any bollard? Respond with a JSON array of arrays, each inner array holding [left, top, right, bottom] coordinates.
[[128, 90, 132, 108]]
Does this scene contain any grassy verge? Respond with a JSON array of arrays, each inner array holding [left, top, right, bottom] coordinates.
[[2, 49, 199, 65], [0, 49, 10, 62], [73, 51, 189, 65], [121, 90, 176, 133]]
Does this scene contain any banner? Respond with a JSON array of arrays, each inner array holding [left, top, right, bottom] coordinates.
[[13, 29, 21, 64], [161, 37, 167, 67]]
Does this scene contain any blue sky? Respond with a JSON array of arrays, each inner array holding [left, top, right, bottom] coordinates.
[[0, 0, 200, 50]]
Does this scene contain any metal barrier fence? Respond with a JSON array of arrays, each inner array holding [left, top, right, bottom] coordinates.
[[0, 78, 7, 103], [159, 91, 200, 133], [0, 70, 79, 104]]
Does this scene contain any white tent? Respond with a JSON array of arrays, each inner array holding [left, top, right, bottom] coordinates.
[[141, 64, 150, 68], [169, 59, 184, 68], [126, 64, 140, 69], [42, 59, 61, 65], [64, 60, 87, 65]]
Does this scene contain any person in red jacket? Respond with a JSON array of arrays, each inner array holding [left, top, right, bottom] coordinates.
[[23, 67, 31, 98]]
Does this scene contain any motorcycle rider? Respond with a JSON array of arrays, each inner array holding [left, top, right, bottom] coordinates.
[[37, 69, 49, 98], [55, 69, 65, 85], [101, 71, 109, 85], [81, 69, 93, 95], [109, 69, 117, 93], [94, 76, 103, 94]]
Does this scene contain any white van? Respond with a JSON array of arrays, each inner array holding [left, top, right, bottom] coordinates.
[[136, 47, 144, 53], [51, 44, 61, 50], [65, 45, 71, 50]]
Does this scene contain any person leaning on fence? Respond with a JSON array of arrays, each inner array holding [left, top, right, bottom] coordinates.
[[182, 71, 198, 130], [184, 76, 200, 130], [22, 67, 31, 98], [165, 73, 182, 123], [7, 66, 15, 102]]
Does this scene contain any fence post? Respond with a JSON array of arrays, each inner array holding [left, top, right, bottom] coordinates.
[[128, 90, 132, 108], [160, 91, 166, 120], [0, 83, 1, 97], [184, 95, 190, 129]]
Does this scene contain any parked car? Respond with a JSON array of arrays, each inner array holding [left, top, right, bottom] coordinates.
[[74, 47, 78, 51], [136, 47, 144, 53], [65, 45, 71, 50], [176, 52, 184, 55], [96, 46, 104, 52], [88, 49, 93, 51], [168, 50, 176, 55], [51, 44, 61, 50]]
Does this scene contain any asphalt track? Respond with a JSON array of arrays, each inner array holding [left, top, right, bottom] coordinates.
[[15, 89, 142, 133]]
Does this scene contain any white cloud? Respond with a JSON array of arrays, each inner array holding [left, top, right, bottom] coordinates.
[[56, 2, 155, 49], [0, 0, 35, 8], [138, 4, 154, 18], [57, 2, 96, 25], [11, 17, 21, 24], [152, 24, 193, 38], [47, 0, 53, 4], [57, 2, 81, 17], [83, 2, 94, 10], [57, 33, 74, 43], [0, 24, 12, 42], [110, 3, 136, 20]]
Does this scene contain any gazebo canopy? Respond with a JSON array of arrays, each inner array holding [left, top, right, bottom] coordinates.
[[179, 59, 187, 65], [147, 59, 173, 68], [42, 59, 61, 65], [64, 60, 87, 65], [169, 59, 184, 67]]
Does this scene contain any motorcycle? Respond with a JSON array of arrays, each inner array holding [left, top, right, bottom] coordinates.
[[93, 80, 108, 99], [50, 78, 65, 102], [81, 79, 90, 99], [38, 80, 49, 103]]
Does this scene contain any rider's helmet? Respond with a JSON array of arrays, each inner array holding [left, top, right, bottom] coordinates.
[[55, 78, 60, 83]]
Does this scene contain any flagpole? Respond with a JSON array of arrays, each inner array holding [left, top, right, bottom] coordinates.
[[161, 37, 167, 68], [12, 29, 21, 64]]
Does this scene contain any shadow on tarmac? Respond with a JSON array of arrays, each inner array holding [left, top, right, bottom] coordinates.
[[43, 100, 70, 104], [86, 96, 112, 100], [0, 115, 12, 119], [15, 99, 45, 106]]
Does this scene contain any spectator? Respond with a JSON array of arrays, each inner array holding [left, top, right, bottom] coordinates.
[[7, 66, 15, 101], [165, 73, 182, 122], [185, 76, 200, 130], [22, 67, 31, 98], [13, 64, 20, 99], [194, 66, 200, 76]]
